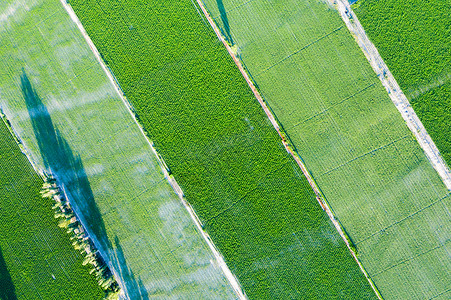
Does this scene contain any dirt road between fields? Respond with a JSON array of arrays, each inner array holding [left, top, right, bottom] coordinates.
[[330, 0, 451, 191], [194, 0, 382, 298]]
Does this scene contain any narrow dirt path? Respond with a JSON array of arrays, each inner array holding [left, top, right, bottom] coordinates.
[[194, 0, 382, 298], [59, 1, 247, 299], [330, 0, 451, 190]]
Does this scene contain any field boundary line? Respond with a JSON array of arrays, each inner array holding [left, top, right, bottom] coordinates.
[[319, 135, 409, 177], [255, 25, 344, 77], [195, 0, 382, 298], [59, 1, 247, 299], [356, 192, 450, 245], [372, 241, 447, 277], [429, 288, 451, 300], [330, 0, 451, 190], [291, 82, 376, 128]]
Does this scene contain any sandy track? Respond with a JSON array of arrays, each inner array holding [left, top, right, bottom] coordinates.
[[194, 0, 382, 298], [330, 0, 451, 191]]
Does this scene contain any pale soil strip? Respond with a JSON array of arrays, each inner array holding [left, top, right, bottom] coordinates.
[[330, 0, 451, 191], [59, 1, 246, 299], [194, 0, 382, 298]]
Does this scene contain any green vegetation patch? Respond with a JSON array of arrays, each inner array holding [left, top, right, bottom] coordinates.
[[410, 82, 451, 163], [0, 118, 104, 299], [354, 0, 451, 164], [200, 0, 451, 299], [70, 0, 376, 298]]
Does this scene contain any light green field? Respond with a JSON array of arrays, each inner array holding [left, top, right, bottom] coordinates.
[[0, 0, 236, 298], [202, 0, 451, 298]]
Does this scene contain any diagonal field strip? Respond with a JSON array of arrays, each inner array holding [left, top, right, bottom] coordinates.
[[0, 117, 104, 299], [59, 1, 245, 297], [193, 0, 380, 297], [199, 0, 451, 298], [0, 0, 240, 299]]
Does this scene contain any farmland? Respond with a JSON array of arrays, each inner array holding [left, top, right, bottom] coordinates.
[[354, 0, 451, 165], [70, 0, 377, 299], [0, 0, 237, 298], [198, 0, 451, 299], [0, 118, 104, 299]]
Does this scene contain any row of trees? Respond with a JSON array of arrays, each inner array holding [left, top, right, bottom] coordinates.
[[41, 177, 121, 299]]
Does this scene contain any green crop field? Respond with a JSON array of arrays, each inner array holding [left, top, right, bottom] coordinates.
[[0, 0, 237, 298], [70, 0, 376, 299], [0, 118, 104, 299], [354, 0, 451, 166], [199, 0, 451, 299]]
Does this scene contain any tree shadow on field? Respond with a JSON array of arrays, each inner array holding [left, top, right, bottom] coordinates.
[[216, 0, 234, 45], [0, 245, 17, 300], [111, 236, 149, 300], [20, 69, 111, 251]]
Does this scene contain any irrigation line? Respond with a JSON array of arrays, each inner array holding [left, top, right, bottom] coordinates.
[[203, 159, 291, 225], [255, 25, 344, 77], [195, 0, 383, 299], [291, 82, 376, 128], [59, 1, 247, 299], [319, 135, 410, 177], [429, 288, 451, 300], [330, 0, 451, 191], [210, 0, 256, 20], [190, 0, 208, 27], [371, 242, 446, 277], [356, 192, 450, 245]]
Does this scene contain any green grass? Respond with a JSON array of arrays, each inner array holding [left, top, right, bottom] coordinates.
[[199, 0, 451, 299], [0, 118, 104, 299], [70, 0, 376, 298], [0, 0, 236, 298], [410, 82, 451, 163], [354, 0, 451, 165]]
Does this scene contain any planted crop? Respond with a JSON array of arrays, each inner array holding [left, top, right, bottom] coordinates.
[[70, 0, 377, 298]]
